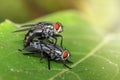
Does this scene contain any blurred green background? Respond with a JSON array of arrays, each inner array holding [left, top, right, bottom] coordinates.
[[0, 0, 77, 23], [0, 0, 119, 33]]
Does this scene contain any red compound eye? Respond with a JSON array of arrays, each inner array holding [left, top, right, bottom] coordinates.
[[55, 23, 61, 31], [63, 50, 69, 59]]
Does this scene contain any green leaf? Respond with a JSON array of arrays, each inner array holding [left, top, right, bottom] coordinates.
[[0, 10, 120, 80]]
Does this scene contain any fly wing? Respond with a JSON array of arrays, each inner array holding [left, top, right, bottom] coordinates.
[[13, 28, 32, 32], [24, 46, 40, 52], [24, 41, 42, 52], [21, 22, 44, 27], [21, 24, 36, 27], [41, 44, 51, 54], [46, 43, 63, 55]]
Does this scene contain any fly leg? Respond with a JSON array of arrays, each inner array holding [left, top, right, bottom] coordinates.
[[39, 41, 44, 63], [49, 36, 57, 47], [62, 60, 72, 69], [53, 34, 63, 48], [66, 59, 73, 63]]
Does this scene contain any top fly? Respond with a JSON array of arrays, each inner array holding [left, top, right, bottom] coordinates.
[[14, 22, 64, 47]]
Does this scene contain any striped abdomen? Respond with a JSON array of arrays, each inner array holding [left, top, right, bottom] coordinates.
[[24, 29, 45, 47], [24, 30, 34, 47]]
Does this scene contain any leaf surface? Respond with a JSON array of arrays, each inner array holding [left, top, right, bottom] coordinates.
[[0, 10, 120, 80]]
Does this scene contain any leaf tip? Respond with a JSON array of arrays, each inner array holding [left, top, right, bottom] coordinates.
[[5, 19, 14, 24]]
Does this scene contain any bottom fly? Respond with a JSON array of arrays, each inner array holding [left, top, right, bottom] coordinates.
[[20, 41, 72, 70]]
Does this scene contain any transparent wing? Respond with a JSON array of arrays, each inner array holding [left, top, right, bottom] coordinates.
[[13, 28, 32, 32]]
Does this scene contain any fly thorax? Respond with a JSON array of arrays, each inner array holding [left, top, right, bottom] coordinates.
[[45, 25, 54, 35], [33, 29, 42, 33], [55, 50, 62, 57], [50, 53, 56, 59]]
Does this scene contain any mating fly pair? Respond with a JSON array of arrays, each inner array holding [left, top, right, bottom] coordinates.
[[14, 22, 72, 70]]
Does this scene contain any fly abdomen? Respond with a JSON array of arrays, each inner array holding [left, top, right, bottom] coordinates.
[[24, 30, 34, 47], [24, 30, 45, 47]]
